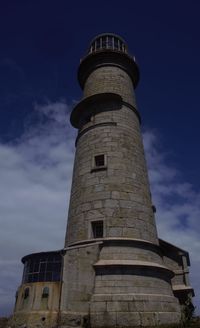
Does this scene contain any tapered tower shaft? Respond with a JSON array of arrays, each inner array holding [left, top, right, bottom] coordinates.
[[61, 34, 181, 328], [65, 34, 157, 246]]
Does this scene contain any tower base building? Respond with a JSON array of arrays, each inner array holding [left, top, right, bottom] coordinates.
[[11, 34, 194, 328]]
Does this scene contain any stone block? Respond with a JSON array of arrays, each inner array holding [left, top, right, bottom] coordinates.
[[156, 311, 181, 325], [139, 312, 157, 326], [90, 311, 117, 328], [93, 201, 103, 209], [116, 312, 141, 327], [108, 227, 123, 237], [107, 301, 129, 312], [90, 301, 107, 312], [103, 199, 119, 208], [111, 191, 120, 199], [92, 294, 112, 302]]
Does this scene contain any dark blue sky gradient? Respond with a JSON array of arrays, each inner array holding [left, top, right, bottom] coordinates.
[[1, 0, 200, 186]]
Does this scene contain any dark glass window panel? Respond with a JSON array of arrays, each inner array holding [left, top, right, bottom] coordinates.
[[46, 262, 54, 271], [39, 272, 45, 281], [29, 262, 34, 272], [32, 274, 38, 282], [33, 262, 40, 272], [42, 287, 49, 298], [23, 254, 62, 283], [107, 37, 113, 48], [52, 271, 61, 281], [45, 272, 52, 281], [92, 221, 103, 238], [24, 287, 29, 299], [27, 274, 33, 282], [39, 256, 47, 262], [96, 38, 101, 49], [102, 36, 107, 48], [40, 262, 46, 272], [114, 38, 119, 50], [95, 155, 105, 167], [55, 262, 62, 271], [52, 255, 59, 262]]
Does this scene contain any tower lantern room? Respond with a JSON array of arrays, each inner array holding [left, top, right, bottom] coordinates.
[[88, 33, 128, 54], [71, 33, 140, 129]]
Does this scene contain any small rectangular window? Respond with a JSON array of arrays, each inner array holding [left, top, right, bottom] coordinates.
[[95, 154, 105, 167], [91, 154, 107, 173], [42, 287, 49, 298], [92, 221, 104, 238]]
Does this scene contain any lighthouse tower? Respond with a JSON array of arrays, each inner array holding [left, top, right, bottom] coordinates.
[[60, 33, 181, 327], [12, 33, 194, 328]]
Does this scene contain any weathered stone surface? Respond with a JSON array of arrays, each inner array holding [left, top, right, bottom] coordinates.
[[11, 34, 193, 328], [62, 34, 184, 327]]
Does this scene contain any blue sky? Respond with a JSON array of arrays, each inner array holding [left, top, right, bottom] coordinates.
[[0, 0, 200, 316]]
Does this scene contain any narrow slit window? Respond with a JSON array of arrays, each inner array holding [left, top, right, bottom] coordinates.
[[92, 221, 103, 238], [42, 286, 49, 298], [24, 287, 29, 299], [95, 154, 105, 167]]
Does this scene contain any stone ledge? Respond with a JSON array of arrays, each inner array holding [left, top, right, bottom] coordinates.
[[91, 293, 178, 302], [67, 237, 160, 248], [93, 259, 172, 273], [173, 284, 194, 291]]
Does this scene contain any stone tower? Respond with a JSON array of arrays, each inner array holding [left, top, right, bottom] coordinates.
[[11, 33, 194, 328], [60, 33, 182, 327]]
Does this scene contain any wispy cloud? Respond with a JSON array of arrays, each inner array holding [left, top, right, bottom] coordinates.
[[0, 104, 199, 316], [0, 101, 75, 315], [143, 130, 200, 313]]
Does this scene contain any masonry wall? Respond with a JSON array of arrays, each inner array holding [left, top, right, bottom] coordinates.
[[63, 54, 182, 327], [60, 243, 100, 327], [10, 282, 60, 328], [83, 66, 137, 106], [66, 104, 158, 246]]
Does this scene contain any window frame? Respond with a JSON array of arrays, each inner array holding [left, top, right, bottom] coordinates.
[[22, 255, 62, 283], [24, 287, 30, 299], [91, 154, 107, 173], [90, 220, 104, 239], [42, 286, 49, 299]]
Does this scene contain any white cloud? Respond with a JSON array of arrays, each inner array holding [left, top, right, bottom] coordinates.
[[143, 130, 200, 314], [0, 105, 199, 317], [0, 101, 75, 315]]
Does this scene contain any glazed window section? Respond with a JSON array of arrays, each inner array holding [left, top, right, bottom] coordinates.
[[89, 35, 127, 53], [96, 38, 101, 50], [24, 287, 29, 299], [91, 154, 107, 173], [114, 37, 119, 49], [102, 36, 107, 48], [23, 254, 62, 283], [107, 36, 113, 49], [42, 287, 49, 298], [92, 221, 104, 238], [95, 154, 105, 167]]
